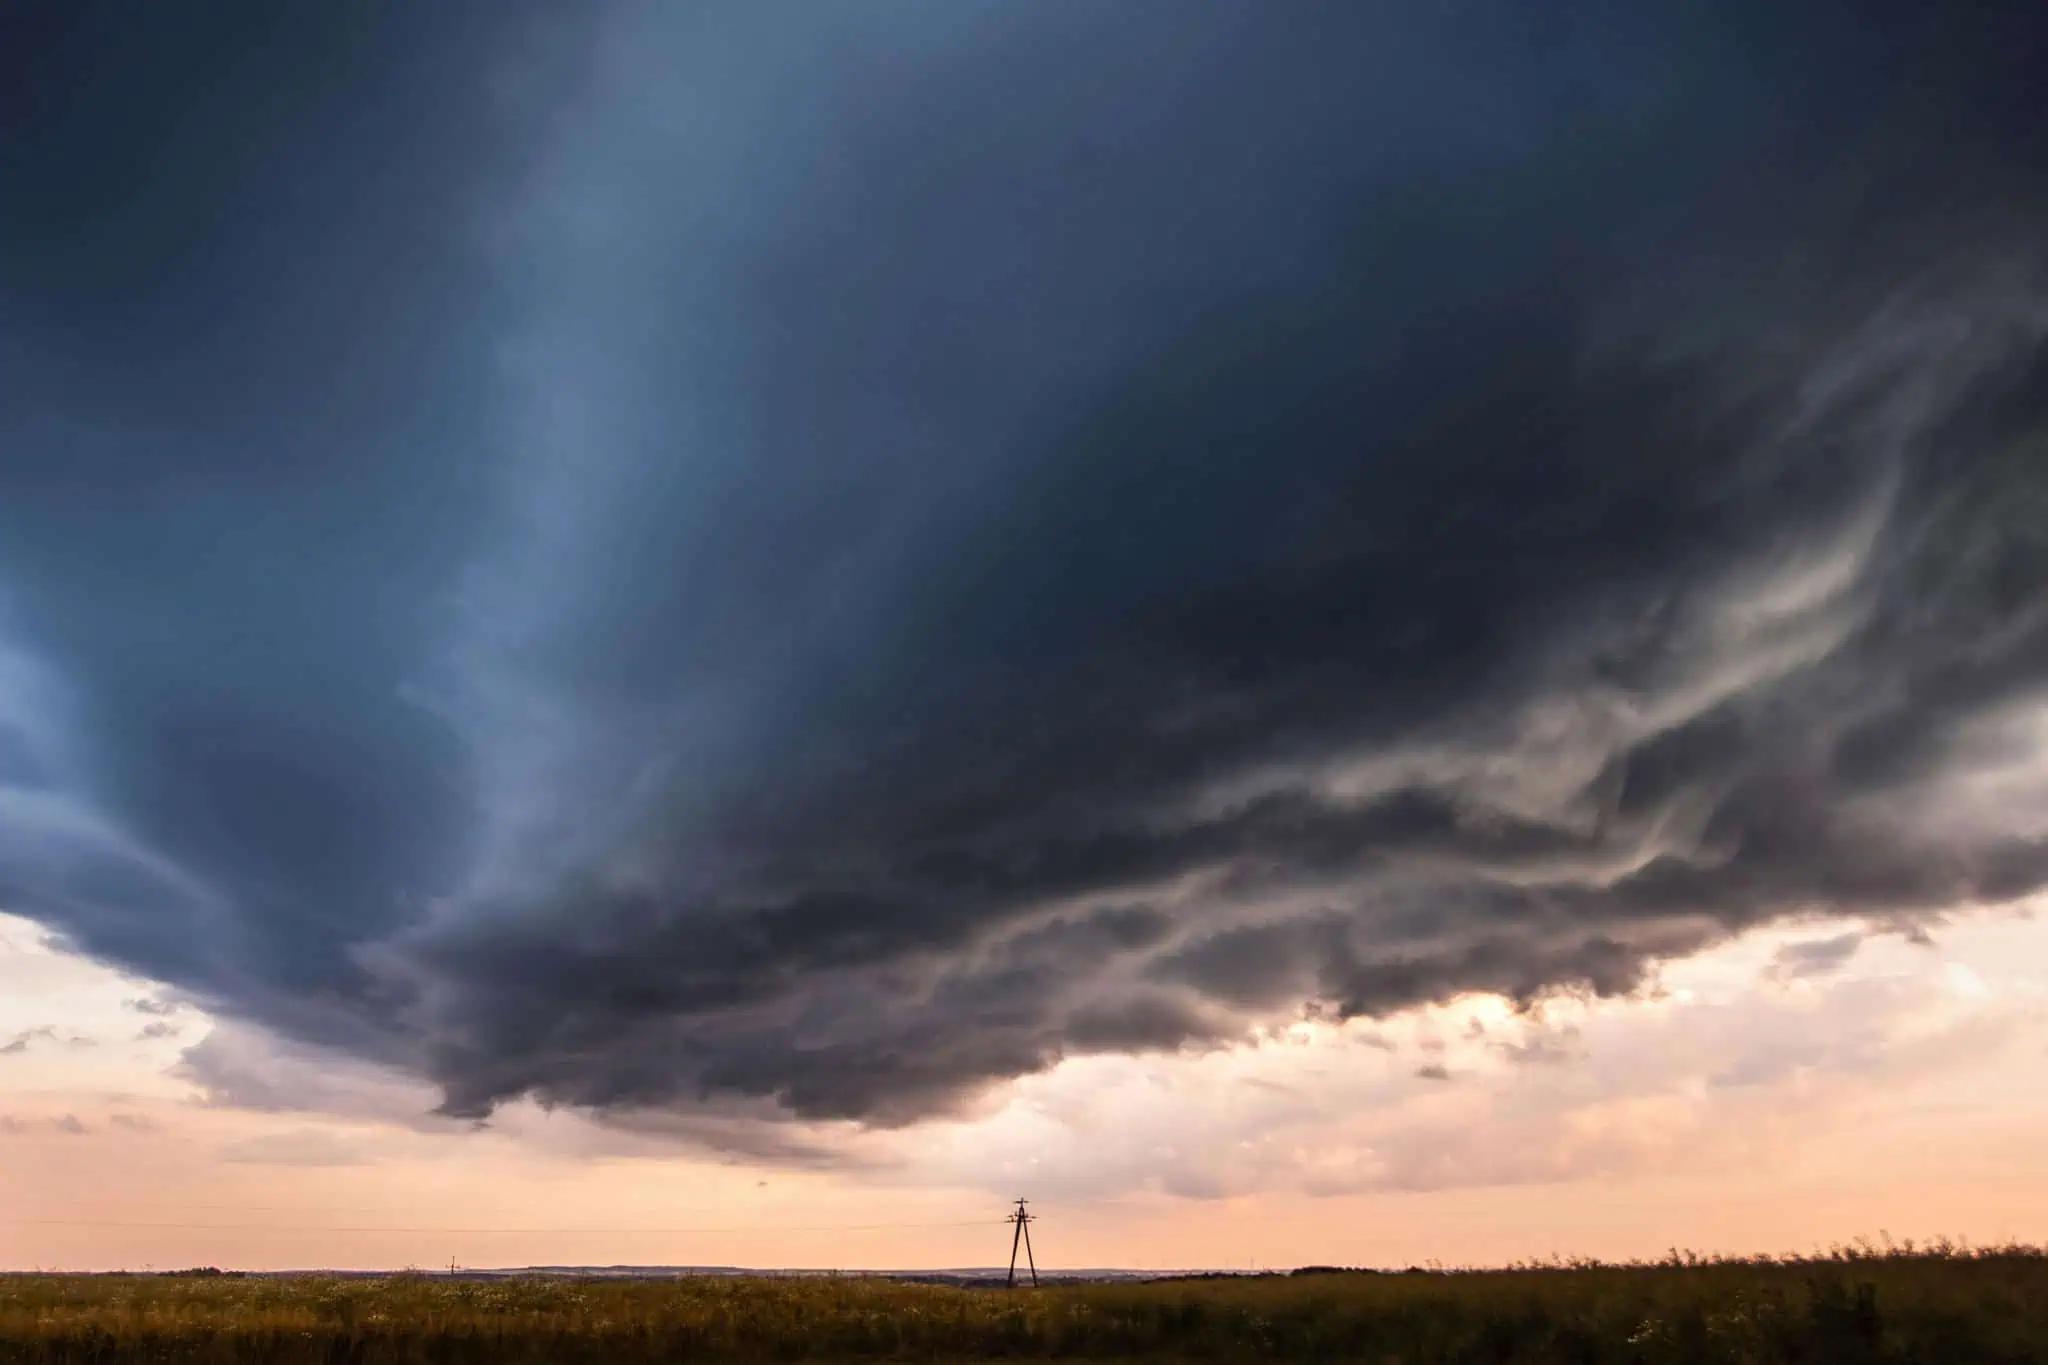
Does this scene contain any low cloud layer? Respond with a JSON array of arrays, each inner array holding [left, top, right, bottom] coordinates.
[[0, 1114, 89, 1137], [890, 918, 2040, 1204], [2, 1027, 93, 1056], [3, 3, 2047, 1137]]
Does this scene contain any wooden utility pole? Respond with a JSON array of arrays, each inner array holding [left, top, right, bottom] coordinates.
[[1005, 1199, 1038, 1287]]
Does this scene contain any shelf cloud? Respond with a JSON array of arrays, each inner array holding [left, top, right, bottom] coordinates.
[[4, 1, 2046, 1135]]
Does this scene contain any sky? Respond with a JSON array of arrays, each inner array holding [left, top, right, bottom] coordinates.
[[2, 1, 2047, 1270]]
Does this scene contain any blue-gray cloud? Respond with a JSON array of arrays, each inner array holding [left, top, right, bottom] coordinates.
[[1767, 933, 1865, 981], [3, 1, 2047, 1129]]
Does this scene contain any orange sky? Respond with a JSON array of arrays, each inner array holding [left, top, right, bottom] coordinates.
[[4, 904, 2044, 1272]]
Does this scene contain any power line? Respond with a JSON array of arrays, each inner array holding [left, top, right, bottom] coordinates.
[[6, 1217, 1002, 1236], [14, 1200, 753, 1218]]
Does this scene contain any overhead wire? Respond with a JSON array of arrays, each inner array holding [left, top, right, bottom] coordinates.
[[4, 1216, 1004, 1236]]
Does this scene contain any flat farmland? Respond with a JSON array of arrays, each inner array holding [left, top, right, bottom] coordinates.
[[3, 1248, 2046, 1363]]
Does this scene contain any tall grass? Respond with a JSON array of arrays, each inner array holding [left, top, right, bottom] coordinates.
[[2, 1243, 2044, 1362]]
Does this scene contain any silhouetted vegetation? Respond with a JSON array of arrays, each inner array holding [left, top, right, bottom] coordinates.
[[3, 1241, 2045, 1362], [158, 1268, 245, 1279]]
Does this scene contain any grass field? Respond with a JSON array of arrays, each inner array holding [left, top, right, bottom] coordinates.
[[3, 1246, 2045, 1362]]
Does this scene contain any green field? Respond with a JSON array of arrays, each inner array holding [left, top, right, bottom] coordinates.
[[3, 1247, 2045, 1363]]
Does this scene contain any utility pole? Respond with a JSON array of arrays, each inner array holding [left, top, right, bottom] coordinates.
[[1005, 1198, 1038, 1288]]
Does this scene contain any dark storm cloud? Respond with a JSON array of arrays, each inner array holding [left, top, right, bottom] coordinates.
[[4, 2, 2048, 1130]]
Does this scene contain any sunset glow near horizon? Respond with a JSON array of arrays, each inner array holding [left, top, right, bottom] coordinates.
[[6, 907, 2048, 1271], [5, 3, 2048, 1272]]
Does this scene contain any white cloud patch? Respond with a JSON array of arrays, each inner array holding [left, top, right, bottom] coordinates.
[[877, 910, 2048, 1202]]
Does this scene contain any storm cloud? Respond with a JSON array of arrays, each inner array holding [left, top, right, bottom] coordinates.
[[4, 2, 2047, 1131]]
